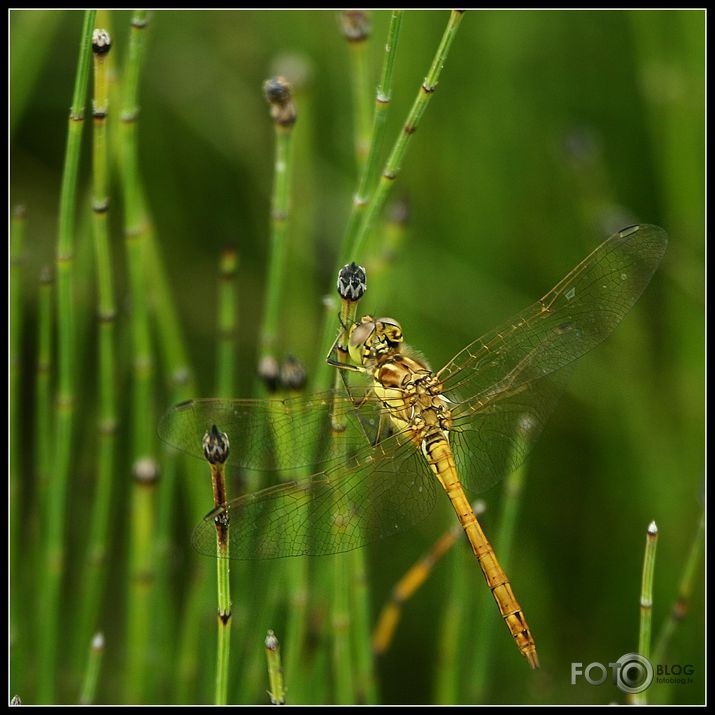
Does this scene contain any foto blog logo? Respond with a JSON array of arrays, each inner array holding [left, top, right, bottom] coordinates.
[[571, 653, 654, 694]]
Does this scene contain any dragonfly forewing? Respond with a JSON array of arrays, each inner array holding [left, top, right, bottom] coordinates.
[[158, 389, 385, 477], [437, 224, 668, 404]]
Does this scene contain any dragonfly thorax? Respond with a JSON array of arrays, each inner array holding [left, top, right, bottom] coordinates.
[[348, 315, 404, 367]]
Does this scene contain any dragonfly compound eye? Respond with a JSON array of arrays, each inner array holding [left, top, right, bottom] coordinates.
[[375, 317, 404, 345], [348, 320, 377, 364]]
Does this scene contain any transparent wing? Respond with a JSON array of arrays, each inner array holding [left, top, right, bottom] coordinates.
[[191, 444, 437, 559], [158, 389, 385, 477], [438, 224, 668, 406], [449, 368, 571, 494]]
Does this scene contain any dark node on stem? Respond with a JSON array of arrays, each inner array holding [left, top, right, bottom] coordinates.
[[97, 309, 118, 324], [337, 262, 367, 302], [280, 355, 307, 392], [672, 595, 689, 621], [218, 609, 232, 625], [263, 76, 297, 128], [203, 425, 230, 465], [92, 198, 109, 213], [404, 124, 416, 135], [92, 28, 112, 55], [389, 197, 410, 226], [93, 109, 108, 120], [340, 10, 370, 42], [214, 509, 230, 529], [258, 355, 281, 393], [133, 457, 160, 484]]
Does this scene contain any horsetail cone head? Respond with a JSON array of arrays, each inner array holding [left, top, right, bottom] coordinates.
[[337, 262, 367, 302], [340, 10, 370, 42], [92, 28, 112, 55], [202, 425, 230, 465], [263, 76, 297, 127], [280, 355, 308, 392]]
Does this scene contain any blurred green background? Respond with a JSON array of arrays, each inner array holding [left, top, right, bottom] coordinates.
[[10, 9, 704, 705]]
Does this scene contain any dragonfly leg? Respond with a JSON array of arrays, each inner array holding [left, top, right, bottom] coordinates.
[[326, 356, 365, 374]]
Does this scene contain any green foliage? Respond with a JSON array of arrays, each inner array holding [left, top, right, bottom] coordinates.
[[9, 9, 704, 705]]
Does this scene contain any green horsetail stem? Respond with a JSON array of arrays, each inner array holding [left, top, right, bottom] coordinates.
[[269, 357, 311, 704], [79, 632, 105, 705], [315, 10, 462, 394], [470, 434, 531, 702], [119, 10, 159, 702], [265, 630, 286, 705], [75, 27, 119, 675], [39, 10, 96, 703], [10, 204, 26, 679], [341, 11, 404, 266], [435, 536, 468, 704], [652, 510, 704, 667], [34, 265, 54, 592], [329, 265, 368, 704], [340, 10, 372, 172], [258, 75, 296, 374], [349, 10, 464, 262], [216, 247, 239, 398], [202, 426, 232, 705], [632, 521, 658, 705]]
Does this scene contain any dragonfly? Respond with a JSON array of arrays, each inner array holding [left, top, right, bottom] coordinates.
[[159, 223, 668, 668]]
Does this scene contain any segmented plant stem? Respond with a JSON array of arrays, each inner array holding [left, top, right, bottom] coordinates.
[[351, 547, 378, 703], [652, 510, 704, 665], [331, 293, 360, 705], [39, 10, 96, 703], [9, 205, 25, 675], [342, 10, 372, 172], [216, 247, 238, 398], [259, 103, 295, 370], [119, 10, 158, 702], [79, 633, 105, 705], [265, 631, 286, 705], [315, 10, 462, 394], [341, 10, 404, 265], [435, 545, 468, 704], [350, 10, 464, 261], [76, 26, 119, 672], [470, 457, 529, 701], [633, 521, 658, 705]]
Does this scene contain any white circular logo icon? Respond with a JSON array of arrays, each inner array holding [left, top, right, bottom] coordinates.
[[615, 653, 654, 694]]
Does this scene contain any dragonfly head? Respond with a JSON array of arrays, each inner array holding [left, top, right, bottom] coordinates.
[[348, 315, 404, 366]]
